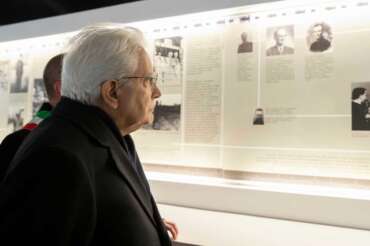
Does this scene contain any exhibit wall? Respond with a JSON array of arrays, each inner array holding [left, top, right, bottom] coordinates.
[[1, 0, 370, 189]]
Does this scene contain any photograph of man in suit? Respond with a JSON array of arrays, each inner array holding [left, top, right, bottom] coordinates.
[[237, 32, 253, 53], [0, 24, 178, 245], [266, 27, 294, 56], [352, 86, 370, 131], [309, 23, 332, 52], [253, 108, 264, 125]]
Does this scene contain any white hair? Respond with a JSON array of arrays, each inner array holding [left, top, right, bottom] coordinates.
[[61, 23, 147, 104]]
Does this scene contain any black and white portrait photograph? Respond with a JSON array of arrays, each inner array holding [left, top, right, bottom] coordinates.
[[0, 60, 11, 93], [266, 25, 294, 56], [145, 94, 181, 131], [32, 78, 48, 115], [10, 55, 29, 93], [351, 82, 370, 131], [154, 36, 183, 86], [307, 22, 333, 53], [237, 31, 253, 54], [253, 108, 264, 125]]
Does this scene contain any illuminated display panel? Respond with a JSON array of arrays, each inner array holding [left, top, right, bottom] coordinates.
[[1, 0, 370, 189]]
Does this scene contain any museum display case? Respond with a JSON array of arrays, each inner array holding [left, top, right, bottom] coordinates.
[[1, 0, 370, 231]]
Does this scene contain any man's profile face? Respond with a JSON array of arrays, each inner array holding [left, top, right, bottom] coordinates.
[[312, 25, 323, 40], [115, 50, 161, 131], [275, 29, 287, 46], [360, 90, 368, 102]]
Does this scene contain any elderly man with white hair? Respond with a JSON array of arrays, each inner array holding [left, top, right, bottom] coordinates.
[[0, 24, 177, 245]]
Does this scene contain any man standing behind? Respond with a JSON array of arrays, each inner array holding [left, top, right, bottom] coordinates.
[[0, 53, 63, 181], [0, 24, 177, 245], [266, 28, 294, 56]]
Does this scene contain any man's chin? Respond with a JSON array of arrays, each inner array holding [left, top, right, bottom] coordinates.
[[146, 117, 154, 125], [140, 115, 154, 126]]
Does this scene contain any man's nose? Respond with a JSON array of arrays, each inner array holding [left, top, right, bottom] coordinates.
[[153, 85, 161, 99]]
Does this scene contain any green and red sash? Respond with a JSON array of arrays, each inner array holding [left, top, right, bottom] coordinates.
[[23, 109, 52, 131]]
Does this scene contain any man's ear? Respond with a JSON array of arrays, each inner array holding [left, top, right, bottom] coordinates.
[[100, 80, 119, 109]]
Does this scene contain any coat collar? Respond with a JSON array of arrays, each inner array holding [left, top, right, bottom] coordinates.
[[53, 97, 156, 226]]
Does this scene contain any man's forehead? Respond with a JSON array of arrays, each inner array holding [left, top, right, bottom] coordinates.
[[135, 51, 154, 74], [277, 29, 287, 36]]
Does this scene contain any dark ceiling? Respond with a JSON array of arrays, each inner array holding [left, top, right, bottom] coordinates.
[[0, 0, 141, 26]]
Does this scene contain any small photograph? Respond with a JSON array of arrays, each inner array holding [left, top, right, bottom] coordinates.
[[237, 32, 253, 54], [266, 26, 294, 56], [154, 36, 183, 86], [307, 22, 333, 53], [32, 78, 48, 115], [145, 94, 181, 131], [253, 108, 264, 125], [7, 105, 25, 132], [10, 55, 29, 93], [0, 60, 10, 93], [351, 83, 370, 131]]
